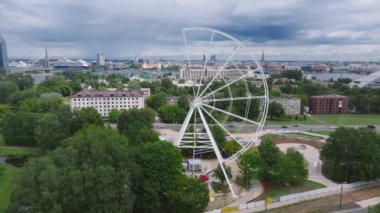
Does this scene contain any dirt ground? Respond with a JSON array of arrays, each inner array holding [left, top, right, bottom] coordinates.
[[271, 134, 325, 150]]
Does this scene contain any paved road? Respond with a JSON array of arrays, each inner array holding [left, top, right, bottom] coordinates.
[[152, 123, 380, 133]]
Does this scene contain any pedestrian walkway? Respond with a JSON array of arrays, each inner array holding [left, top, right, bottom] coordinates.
[[277, 143, 337, 187], [355, 196, 380, 207], [228, 180, 264, 206]]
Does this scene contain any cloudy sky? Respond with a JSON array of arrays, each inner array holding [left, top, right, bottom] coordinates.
[[1, 0, 380, 60]]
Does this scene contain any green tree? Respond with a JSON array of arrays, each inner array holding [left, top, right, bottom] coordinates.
[[368, 203, 380, 213], [0, 104, 10, 120], [56, 105, 74, 135], [281, 70, 302, 81], [238, 150, 265, 189], [135, 129, 160, 144], [167, 176, 209, 213], [270, 88, 282, 97], [108, 108, 121, 123], [158, 105, 187, 123], [1, 112, 40, 146], [3, 73, 34, 90], [34, 114, 67, 150], [6, 88, 38, 108], [10, 127, 135, 212], [161, 78, 173, 92], [145, 92, 167, 111], [128, 80, 141, 90], [72, 107, 104, 132], [268, 101, 285, 120], [320, 127, 380, 182], [0, 81, 18, 103], [211, 125, 226, 151], [132, 141, 184, 212], [272, 148, 308, 185], [258, 137, 280, 179], [212, 163, 232, 185], [224, 140, 240, 156], [177, 94, 190, 110], [18, 95, 63, 113], [117, 108, 156, 143]]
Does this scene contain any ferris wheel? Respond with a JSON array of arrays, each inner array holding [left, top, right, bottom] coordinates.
[[175, 28, 269, 197]]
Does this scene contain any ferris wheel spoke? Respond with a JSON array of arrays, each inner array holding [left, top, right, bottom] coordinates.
[[199, 73, 247, 100], [202, 103, 261, 126], [195, 32, 216, 98], [182, 30, 197, 97], [202, 96, 266, 103], [198, 46, 242, 98], [200, 107, 244, 148]]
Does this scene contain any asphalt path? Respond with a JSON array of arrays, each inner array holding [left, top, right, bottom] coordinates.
[[152, 123, 380, 133]]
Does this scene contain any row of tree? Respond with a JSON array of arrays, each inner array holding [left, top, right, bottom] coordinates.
[[9, 126, 210, 213], [238, 138, 308, 189]]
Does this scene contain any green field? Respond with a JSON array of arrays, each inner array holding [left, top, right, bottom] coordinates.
[[266, 114, 380, 126], [264, 180, 326, 198], [265, 118, 321, 125], [0, 164, 18, 212], [313, 114, 380, 125]]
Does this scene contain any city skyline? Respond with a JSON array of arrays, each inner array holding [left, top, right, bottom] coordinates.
[[1, 0, 380, 61]]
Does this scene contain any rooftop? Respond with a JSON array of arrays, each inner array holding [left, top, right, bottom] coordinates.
[[349, 70, 380, 88], [72, 89, 144, 98]]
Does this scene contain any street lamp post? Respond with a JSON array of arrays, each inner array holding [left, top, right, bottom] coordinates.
[[339, 139, 349, 209], [339, 162, 349, 208]]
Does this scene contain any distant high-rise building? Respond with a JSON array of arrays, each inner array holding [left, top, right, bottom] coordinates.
[[210, 55, 216, 63], [97, 52, 105, 66], [0, 34, 8, 71], [261, 50, 264, 62]]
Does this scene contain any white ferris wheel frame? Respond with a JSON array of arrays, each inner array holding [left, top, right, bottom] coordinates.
[[175, 27, 269, 197]]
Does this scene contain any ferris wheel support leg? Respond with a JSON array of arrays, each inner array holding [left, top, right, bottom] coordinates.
[[175, 107, 195, 147], [197, 108, 238, 198]]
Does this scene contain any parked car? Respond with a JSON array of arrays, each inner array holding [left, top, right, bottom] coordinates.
[[281, 125, 288, 128], [367, 125, 376, 130]]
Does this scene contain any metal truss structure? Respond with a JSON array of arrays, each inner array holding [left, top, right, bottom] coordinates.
[[175, 28, 269, 197]]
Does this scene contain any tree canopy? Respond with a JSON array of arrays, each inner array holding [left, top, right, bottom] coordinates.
[[320, 127, 380, 182], [158, 104, 187, 123], [268, 102, 285, 120], [10, 127, 135, 213], [117, 108, 156, 144]]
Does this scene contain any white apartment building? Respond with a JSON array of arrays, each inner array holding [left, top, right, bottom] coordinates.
[[71, 89, 145, 117], [180, 68, 254, 81], [270, 97, 301, 115]]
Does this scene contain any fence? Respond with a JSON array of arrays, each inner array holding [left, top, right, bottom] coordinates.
[[206, 180, 380, 213]]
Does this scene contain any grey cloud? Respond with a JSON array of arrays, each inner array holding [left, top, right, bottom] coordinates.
[[0, 0, 379, 60]]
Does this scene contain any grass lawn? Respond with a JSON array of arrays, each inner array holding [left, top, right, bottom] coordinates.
[[266, 114, 380, 126], [0, 146, 41, 157], [0, 164, 18, 212], [265, 118, 321, 125], [313, 114, 380, 125], [264, 180, 326, 199]]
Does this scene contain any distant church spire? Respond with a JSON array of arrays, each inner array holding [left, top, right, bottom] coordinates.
[[261, 50, 264, 62]]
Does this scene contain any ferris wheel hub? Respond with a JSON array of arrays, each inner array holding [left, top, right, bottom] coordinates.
[[191, 97, 202, 108]]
